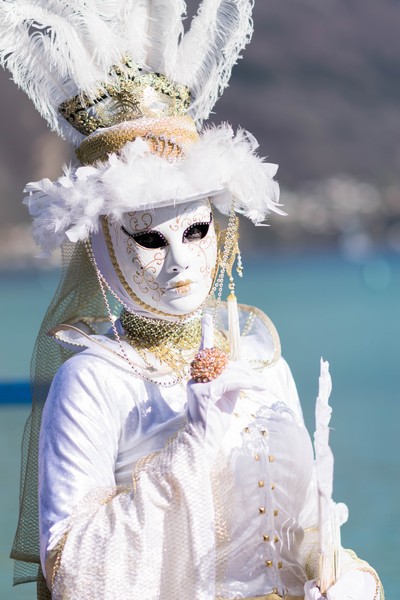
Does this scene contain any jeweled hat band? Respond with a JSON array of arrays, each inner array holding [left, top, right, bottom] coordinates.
[[58, 58, 195, 165], [59, 59, 191, 136]]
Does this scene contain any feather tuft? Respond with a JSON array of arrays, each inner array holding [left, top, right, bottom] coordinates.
[[23, 124, 282, 252], [175, 0, 254, 123], [314, 359, 347, 594]]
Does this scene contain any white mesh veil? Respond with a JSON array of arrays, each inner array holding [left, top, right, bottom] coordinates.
[[10, 242, 119, 597]]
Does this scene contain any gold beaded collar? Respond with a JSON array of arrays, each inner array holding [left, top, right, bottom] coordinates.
[[120, 309, 201, 380], [120, 309, 202, 352], [119, 309, 229, 381]]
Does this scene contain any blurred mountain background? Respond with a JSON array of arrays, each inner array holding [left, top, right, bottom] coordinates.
[[1, 0, 400, 267], [2, 5, 399, 598]]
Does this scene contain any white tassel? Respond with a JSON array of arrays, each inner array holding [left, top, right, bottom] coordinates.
[[227, 280, 240, 360]]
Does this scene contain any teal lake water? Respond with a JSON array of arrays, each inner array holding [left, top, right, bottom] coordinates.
[[1, 251, 399, 598]]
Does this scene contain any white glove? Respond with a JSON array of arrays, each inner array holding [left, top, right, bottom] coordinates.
[[187, 314, 263, 462], [304, 570, 376, 600]]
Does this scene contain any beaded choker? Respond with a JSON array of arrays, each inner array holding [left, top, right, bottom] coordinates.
[[119, 309, 228, 381], [120, 309, 202, 351]]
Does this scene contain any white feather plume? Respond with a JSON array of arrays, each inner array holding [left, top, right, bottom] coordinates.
[[146, 0, 186, 74], [314, 359, 348, 594], [23, 124, 283, 254], [0, 1, 132, 144], [0, 1, 255, 142], [175, 0, 254, 124]]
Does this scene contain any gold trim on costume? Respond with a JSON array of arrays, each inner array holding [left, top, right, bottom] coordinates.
[[217, 595, 303, 600], [343, 549, 384, 600], [232, 302, 281, 367]]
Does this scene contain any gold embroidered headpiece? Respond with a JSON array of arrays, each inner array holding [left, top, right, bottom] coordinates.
[[3, 1, 282, 256], [59, 58, 198, 165]]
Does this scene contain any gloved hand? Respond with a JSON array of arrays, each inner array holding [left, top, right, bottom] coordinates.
[[304, 569, 376, 600], [187, 314, 263, 462]]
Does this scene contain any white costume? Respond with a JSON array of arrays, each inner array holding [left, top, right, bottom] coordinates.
[[0, 1, 382, 599], [40, 308, 318, 599], [38, 308, 380, 600]]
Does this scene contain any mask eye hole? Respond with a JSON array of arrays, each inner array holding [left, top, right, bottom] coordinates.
[[121, 226, 168, 249], [183, 213, 212, 243]]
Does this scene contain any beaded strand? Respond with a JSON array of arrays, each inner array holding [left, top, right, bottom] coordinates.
[[211, 198, 238, 325]]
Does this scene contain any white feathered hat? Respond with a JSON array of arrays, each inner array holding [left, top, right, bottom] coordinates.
[[0, 0, 283, 253]]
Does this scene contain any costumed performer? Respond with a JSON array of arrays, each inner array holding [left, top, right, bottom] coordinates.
[[0, 1, 383, 599]]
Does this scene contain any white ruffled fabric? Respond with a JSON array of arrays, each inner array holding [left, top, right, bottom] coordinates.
[[304, 570, 378, 600]]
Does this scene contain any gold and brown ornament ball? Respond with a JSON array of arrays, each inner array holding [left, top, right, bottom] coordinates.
[[190, 347, 229, 383]]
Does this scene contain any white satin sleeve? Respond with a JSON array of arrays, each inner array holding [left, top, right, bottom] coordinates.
[[39, 354, 216, 600], [39, 354, 120, 569]]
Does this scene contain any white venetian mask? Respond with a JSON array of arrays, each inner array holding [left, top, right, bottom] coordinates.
[[104, 199, 218, 316]]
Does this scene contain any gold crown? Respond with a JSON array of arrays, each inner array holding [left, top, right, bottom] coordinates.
[[59, 58, 196, 165]]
